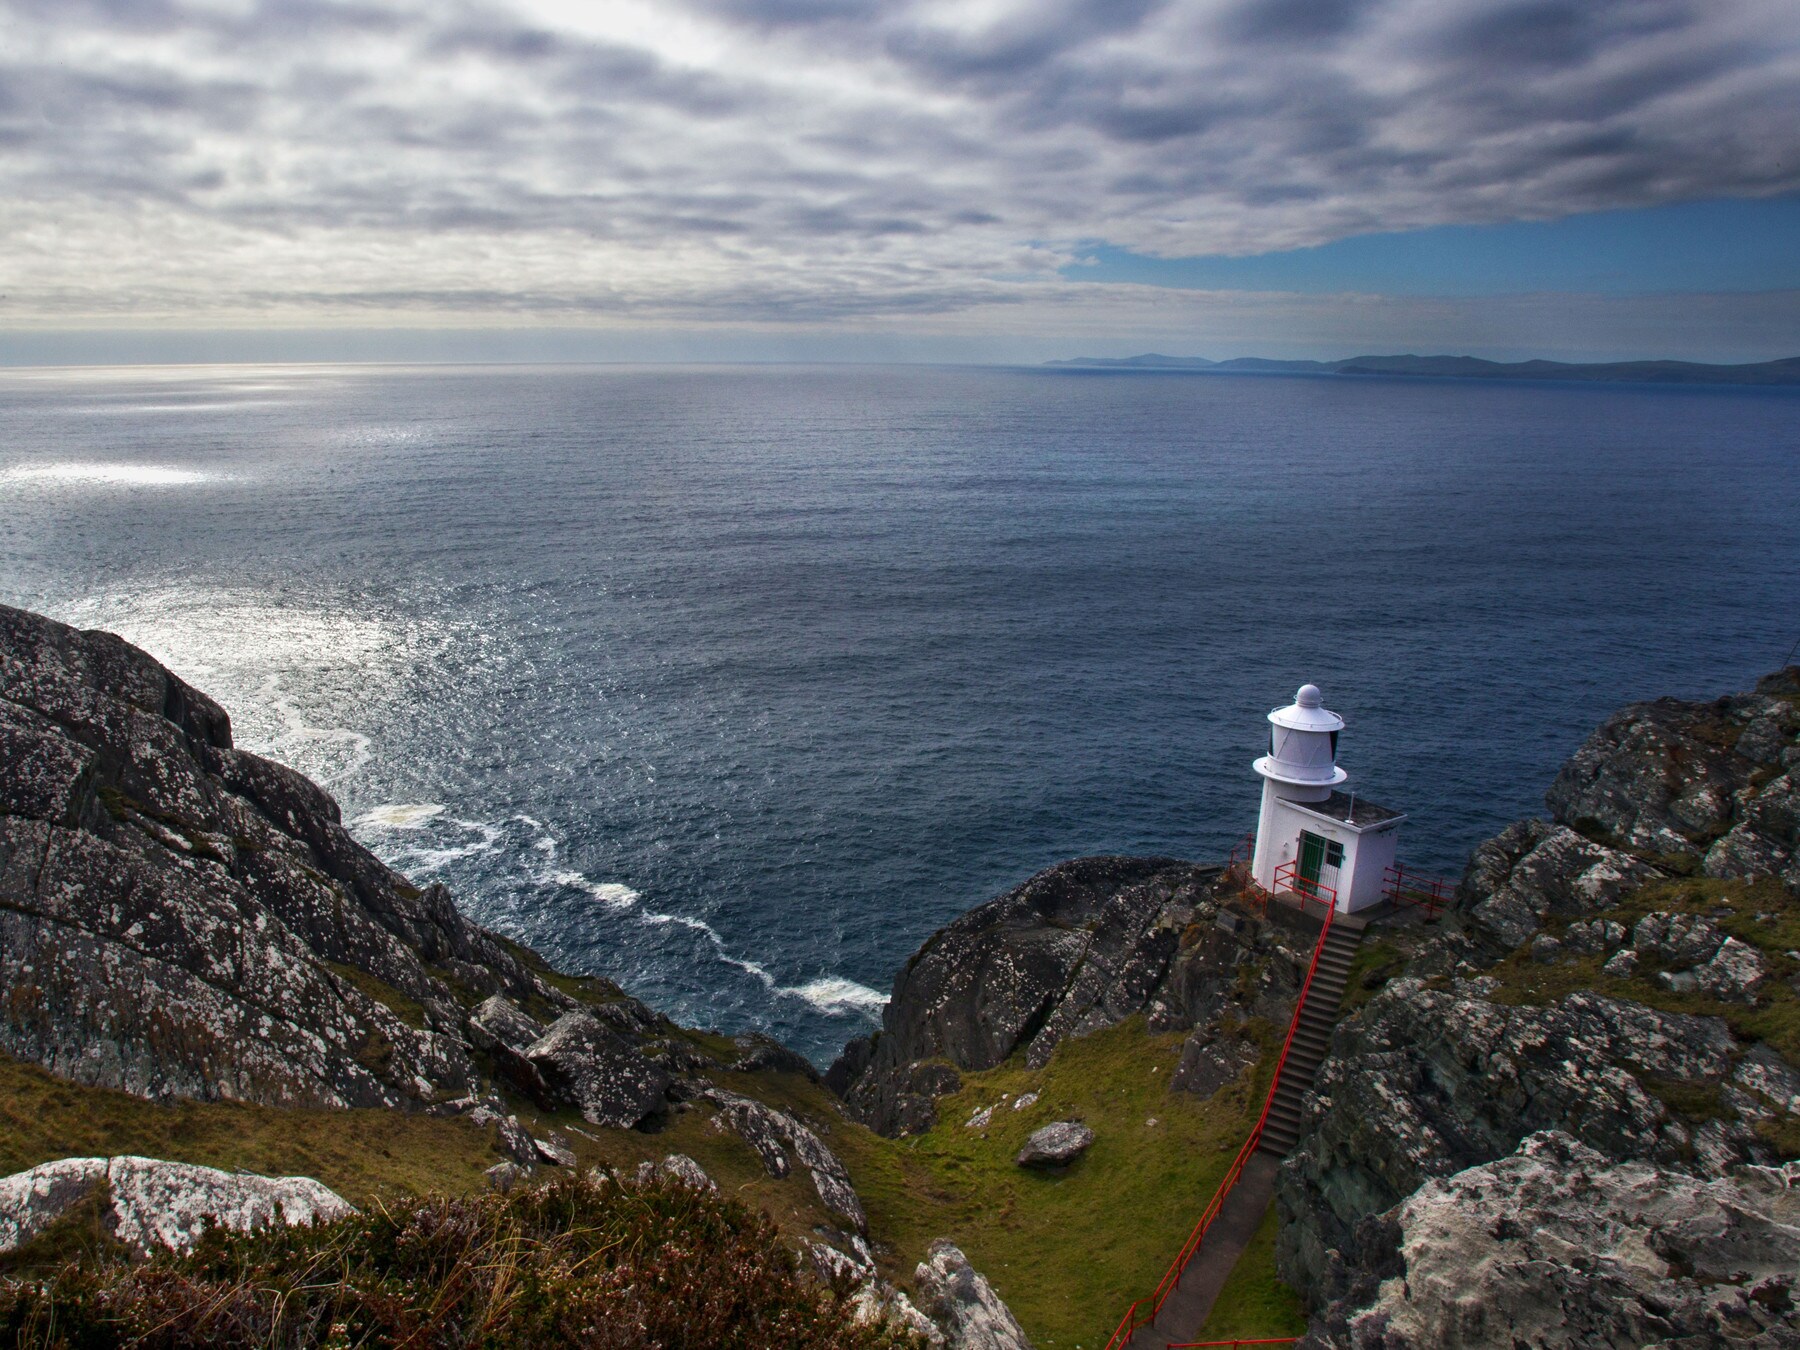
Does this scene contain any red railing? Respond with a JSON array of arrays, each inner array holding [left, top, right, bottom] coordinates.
[[1271, 860, 1337, 913], [1100, 893, 1338, 1350], [1383, 863, 1453, 918]]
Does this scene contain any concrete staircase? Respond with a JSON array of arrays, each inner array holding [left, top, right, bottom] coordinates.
[[1257, 913, 1365, 1158]]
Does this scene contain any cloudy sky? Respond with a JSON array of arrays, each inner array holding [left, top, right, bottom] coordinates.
[[4, 0, 1799, 363]]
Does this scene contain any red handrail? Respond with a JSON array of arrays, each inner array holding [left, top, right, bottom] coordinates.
[[1100, 894, 1337, 1350], [1383, 863, 1452, 918], [1271, 859, 1336, 910]]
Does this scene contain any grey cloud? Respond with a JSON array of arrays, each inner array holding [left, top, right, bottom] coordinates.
[[0, 0, 1796, 329]]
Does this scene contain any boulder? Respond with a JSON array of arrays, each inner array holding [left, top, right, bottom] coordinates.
[[1015, 1121, 1093, 1168], [0, 1156, 354, 1256], [913, 1240, 1034, 1350], [635, 1154, 716, 1191], [1310, 1131, 1800, 1349], [524, 1012, 672, 1129]]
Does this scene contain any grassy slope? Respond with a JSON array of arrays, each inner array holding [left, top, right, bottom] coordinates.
[[1, 1010, 1297, 1350]]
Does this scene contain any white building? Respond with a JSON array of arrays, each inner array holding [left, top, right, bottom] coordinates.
[[1250, 683, 1404, 914]]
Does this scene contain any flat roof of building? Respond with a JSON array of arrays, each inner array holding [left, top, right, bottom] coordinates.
[[1291, 790, 1406, 829]]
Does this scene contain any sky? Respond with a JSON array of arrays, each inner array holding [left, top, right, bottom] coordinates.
[[3, 0, 1799, 364]]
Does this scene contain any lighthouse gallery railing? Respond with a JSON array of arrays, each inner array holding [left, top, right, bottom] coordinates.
[[1100, 889, 1337, 1350]]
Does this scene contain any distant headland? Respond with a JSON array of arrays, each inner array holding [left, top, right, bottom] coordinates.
[[1046, 351, 1800, 386]]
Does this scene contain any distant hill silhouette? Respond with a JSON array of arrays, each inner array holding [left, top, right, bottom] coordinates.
[[1045, 353, 1800, 386]]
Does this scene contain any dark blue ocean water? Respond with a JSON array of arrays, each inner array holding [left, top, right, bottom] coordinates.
[[3, 363, 1796, 1062]]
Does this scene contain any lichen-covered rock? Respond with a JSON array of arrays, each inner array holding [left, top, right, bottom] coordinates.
[[1546, 677, 1800, 856], [830, 856, 1311, 1135], [913, 1240, 1034, 1350], [0, 1156, 354, 1256], [705, 1089, 867, 1233], [525, 1012, 673, 1130], [1308, 1131, 1800, 1349], [1015, 1121, 1093, 1168], [1562, 918, 1625, 956], [1456, 819, 1657, 950], [1544, 670, 1800, 887], [1275, 978, 1777, 1302], [635, 1154, 716, 1191], [1632, 910, 1727, 965], [0, 604, 556, 1109]]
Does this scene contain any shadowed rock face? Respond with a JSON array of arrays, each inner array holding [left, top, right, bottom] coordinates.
[[0, 603, 635, 1111], [829, 856, 1321, 1136]]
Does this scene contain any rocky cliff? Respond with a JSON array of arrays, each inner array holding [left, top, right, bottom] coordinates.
[[1279, 668, 1800, 1346], [0, 602, 1033, 1349], [0, 601, 697, 1117], [828, 855, 1324, 1136]]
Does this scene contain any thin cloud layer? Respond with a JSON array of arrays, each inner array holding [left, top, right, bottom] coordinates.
[[1, 0, 1797, 327]]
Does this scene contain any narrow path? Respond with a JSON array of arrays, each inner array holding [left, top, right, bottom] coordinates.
[[1128, 908, 1366, 1348], [1122, 1155, 1279, 1350]]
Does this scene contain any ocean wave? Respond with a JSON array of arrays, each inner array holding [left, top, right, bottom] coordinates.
[[783, 976, 888, 1015], [549, 869, 641, 909], [351, 803, 446, 831]]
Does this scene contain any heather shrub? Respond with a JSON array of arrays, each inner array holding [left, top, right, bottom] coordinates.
[[0, 1171, 921, 1349]]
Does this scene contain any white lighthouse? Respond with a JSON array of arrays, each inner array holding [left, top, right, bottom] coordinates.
[[1250, 683, 1404, 913]]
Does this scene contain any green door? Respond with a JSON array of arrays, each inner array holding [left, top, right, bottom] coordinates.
[[1298, 832, 1327, 888]]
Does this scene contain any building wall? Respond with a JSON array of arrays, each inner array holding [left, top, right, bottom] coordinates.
[[1252, 782, 1401, 913]]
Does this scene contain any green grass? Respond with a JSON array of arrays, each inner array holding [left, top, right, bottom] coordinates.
[[1191, 1198, 1308, 1342], [0, 1014, 1290, 1349], [818, 1017, 1272, 1350], [1339, 938, 1408, 1016]]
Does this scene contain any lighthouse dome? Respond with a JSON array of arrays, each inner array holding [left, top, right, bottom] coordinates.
[[1255, 682, 1348, 788]]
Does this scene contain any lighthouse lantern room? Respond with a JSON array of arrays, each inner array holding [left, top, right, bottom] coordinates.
[[1250, 683, 1404, 913]]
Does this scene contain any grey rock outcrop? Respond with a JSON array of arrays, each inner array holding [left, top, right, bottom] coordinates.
[[525, 1012, 673, 1130], [913, 1240, 1034, 1350], [704, 1088, 867, 1233], [1276, 979, 1781, 1300], [1457, 819, 1657, 950], [0, 1156, 354, 1256], [1284, 667, 1800, 1334], [635, 1154, 716, 1191], [0, 603, 688, 1123], [1545, 668, 1800, 885], [1309, 1131, 1800, 1349], [831, 856, 1316, 1135], [1014, 1121, 1093, 1168]]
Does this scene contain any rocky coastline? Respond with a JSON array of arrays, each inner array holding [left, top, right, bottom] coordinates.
[[3, 597, 1799, 1347]]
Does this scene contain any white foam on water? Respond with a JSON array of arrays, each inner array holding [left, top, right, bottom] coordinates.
[[0, 463, 217, 487], [784, 977, 888, 1015], [549, 870, 640, 909], [352, 803, 445, 830]]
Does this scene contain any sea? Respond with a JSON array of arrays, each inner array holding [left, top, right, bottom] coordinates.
[[2, 362, 1796, 1064]]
